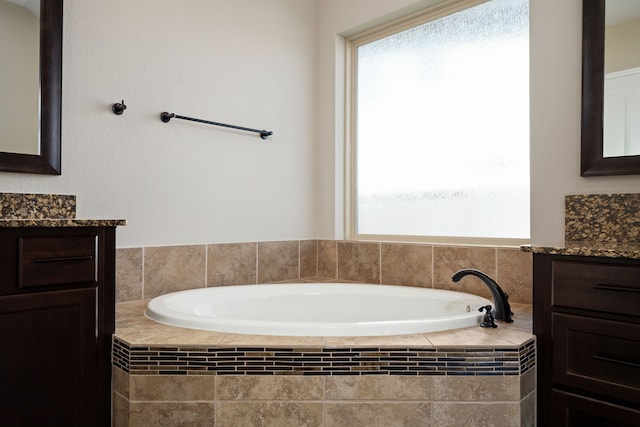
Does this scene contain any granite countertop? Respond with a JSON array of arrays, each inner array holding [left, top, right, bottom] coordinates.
[[521, 241, 640, 260], [546, 193, 640, 259], [0, 193, 125, 227], [115, 300, 533, 348], [0, 218, 126, 228]]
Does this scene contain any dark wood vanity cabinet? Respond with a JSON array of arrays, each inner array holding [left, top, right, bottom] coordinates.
[[0, 226, 116, 426], [533, 253, 640, 426]]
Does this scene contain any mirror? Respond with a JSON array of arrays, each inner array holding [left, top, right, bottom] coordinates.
[[0, 0, 61, 175], [581, 0, 640, 176]]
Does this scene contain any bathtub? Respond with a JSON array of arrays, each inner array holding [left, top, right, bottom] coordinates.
[[145, 283, 493, 336]]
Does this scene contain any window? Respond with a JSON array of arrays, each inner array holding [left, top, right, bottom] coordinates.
[[348, 0, 530, 244]]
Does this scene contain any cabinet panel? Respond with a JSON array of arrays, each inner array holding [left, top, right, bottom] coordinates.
[[0, 288, 98, 426], [535, 254, 640, 426], [0, 226, 116, 427], [552, 259, 640, 317]]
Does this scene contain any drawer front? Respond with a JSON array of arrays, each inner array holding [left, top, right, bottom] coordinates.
[[553, 259, 640, 316], [552, 313, 640, 404], [19, 234, 98, 288]]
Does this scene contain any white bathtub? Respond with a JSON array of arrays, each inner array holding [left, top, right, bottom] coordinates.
[[145, 283, 493, 336]]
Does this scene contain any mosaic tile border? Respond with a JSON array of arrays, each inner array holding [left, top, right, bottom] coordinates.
[[113, 337, 535, 377]]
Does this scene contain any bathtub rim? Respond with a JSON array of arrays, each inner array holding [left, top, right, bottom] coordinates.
[[144, 283, 494, 337]]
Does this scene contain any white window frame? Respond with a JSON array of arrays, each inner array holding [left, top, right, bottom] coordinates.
[[344, 0, 530, 247]]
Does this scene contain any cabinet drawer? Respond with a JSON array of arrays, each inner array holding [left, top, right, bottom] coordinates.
[[553, 260, 640, 316], [19, 234, 98, 288], [552, 313, 640, 404]]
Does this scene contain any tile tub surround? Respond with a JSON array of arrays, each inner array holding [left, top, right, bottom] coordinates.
[[113, 301, 535, 426], [116, 240, 532, 304]]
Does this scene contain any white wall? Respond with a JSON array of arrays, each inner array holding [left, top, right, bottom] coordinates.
[[529, 0, 639, 243], [1, 0, 639, 248], [0, 0, 318, 247]]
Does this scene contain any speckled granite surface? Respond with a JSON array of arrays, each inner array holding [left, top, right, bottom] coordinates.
[[565, 193, 640, 243], [0, 192, 76, 219], [521, 241, 640, 259], [523, 193, 640, 259], [0, 218, 126, 228], [0, 192, 126, 227]]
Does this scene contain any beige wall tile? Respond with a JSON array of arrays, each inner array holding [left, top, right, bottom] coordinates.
[[318, 240, 337, 278], [433, 246, 496, 299], [217, 376, 323, 400], [143, 245, 206, 298], [325, 402, 431, 427], [216, 402, 323, 427], [324, 333, 432, 347], [520, 366, 536, 399], [300, 240, 318, 278], [432, 375, 520, 402], [497, 248, 532, 304], [207, 242, 257, 286], [258, 241, 300, 283], [129, 402, 214, 427], [217, 332, 325, 347], [432, 402, 520, 427], [112, 391, 129, 427], [520, 389, 536, 427], [130, 375, 215, 401], [112, 366, 130, 398], [116, 248, 143, 303], [128, 241, 532, 302], [337, 241, 380, 283], [326, 375, 431, 400], [381, 243, 433, 287], [424, 327, 517, 347]]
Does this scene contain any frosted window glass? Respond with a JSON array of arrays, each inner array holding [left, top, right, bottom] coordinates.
[[356, 0, 530, 239]]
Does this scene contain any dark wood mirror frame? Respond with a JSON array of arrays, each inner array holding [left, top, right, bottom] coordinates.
[[0, 0, 62, 175], [581, 0, 640, 176]]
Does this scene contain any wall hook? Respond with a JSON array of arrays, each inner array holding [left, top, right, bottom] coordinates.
[[112, 100, 127, 115]]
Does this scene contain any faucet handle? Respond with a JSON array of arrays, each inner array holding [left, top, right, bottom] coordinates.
[[479, 305, 497, 328]]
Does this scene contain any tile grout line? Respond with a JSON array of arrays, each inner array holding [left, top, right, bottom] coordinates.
[[141, 247, 145, 300], [255, 242, 259, 284], [204, 244, 208, 288], [335, 241, 339, 280], [378, 241, 382, 284], [431, 245, 435, 289], [495, 246, 499, 283], [298, 240, 301, 279]]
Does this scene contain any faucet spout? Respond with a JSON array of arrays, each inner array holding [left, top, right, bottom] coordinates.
[[451, 269, 513, 323]]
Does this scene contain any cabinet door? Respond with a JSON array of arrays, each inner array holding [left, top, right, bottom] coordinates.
[[552, 389, 640, 427], [552, 313, 640, 404], [0, 287, 98, 426]]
